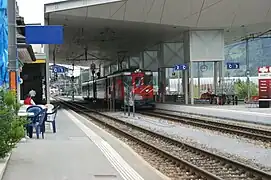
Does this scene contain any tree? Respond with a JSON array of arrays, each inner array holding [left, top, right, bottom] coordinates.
[[234, 80, 258, 99], [0, 89, 26, 159]]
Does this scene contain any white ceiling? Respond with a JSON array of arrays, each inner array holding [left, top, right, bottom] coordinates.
[[45, 0, 271, 65]]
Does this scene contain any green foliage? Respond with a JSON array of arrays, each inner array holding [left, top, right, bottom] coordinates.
[[0, 89, 27, 159], [234, 80, 258, 99]]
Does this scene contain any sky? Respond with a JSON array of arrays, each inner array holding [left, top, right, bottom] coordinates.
[[16, 0, 58, 24]]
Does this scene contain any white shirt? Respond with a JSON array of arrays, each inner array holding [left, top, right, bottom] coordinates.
[[31, 99, 36, 105]]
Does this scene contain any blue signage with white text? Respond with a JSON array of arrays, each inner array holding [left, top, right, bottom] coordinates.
[[226, 62, 240, 69], [52, 65, 65, 73], [174, 64, 188, 71], [25, 25, 64, 44]]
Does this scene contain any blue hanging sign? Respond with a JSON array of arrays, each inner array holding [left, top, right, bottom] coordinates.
[[52, 65, 65, 73], [174, 64, 188, 71], [25, 25, 64, 44], [226, 62, 240, 69]]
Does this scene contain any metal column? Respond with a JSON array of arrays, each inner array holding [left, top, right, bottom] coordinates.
[[197, 62, 201, 98], [183, 31, 191, 105], [189, 62, 194, 105], [158, 44, 165, 103], [108, 65, 111, 74], [139, 52, 144, 69], [8, 0, 18, 93], [176, 70, 179, 94], [126, 57, 131, 69], [71, 62, 75, 101], [184, 70, 188, 104], [218, 61, 223, 88], [182, 71, 185, 95], [100, 63, 105, 77], [44, 17, 50, 104], [213, 61, 218, 94], [116, 59, 120, 71], [245, 38, 250, 99]]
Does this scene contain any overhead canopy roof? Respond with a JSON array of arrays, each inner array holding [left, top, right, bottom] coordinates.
[[16, 16, 36, 63], [44, 0, 271, 64]]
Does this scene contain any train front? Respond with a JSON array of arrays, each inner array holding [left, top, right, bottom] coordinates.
[[132, 70, 155, 108]]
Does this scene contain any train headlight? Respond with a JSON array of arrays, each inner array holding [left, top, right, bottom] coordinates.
[[145, 89, 149, 92]]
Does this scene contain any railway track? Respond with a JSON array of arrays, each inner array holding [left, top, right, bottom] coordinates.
[[59, 99, 271, 180], [139, 109, 271, 144]]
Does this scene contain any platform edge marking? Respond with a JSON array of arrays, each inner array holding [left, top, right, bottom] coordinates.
[[98, 144, 135, 180], [100, 141, 143, 179], [69, 110, 171, 180], [63, 110, 144, 180], [0, 153, 11, 180]]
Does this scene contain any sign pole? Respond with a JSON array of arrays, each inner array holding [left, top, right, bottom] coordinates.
[[127, 86, 130, 116], [132, 88, 135, 117], [123, 99, 126, 115], [245, 39, 250, 100], [177, 70, 180, 94], [72, 62, 75, 101]]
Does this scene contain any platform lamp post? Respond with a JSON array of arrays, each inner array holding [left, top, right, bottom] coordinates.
[[8, 0, 18, 94], [245, 38, 251, 100], [241, 25, 251, 100], [71, 63, 75, 101]]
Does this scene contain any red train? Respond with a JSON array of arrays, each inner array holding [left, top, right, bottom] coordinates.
[[82, 68, 155, 109]]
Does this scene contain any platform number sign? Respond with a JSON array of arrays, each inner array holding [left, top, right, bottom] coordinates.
[[52, 66, 65, 73], [226, 62, 240, 70], [174, 64, 188, 71]]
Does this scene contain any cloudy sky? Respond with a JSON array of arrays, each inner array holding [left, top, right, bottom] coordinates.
[[16, 0, 59, 24]]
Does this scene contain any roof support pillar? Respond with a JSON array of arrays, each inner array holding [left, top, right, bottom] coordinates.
[[117, 51, 128, 70], [100, 63, 105, 77], [126, 56, 131, 69], [183, 30, 225, 105], [8, 0, 19, 100], [139, 52, 144, 69], [144, 51, 158, 71], [157, 43, 166, 103]]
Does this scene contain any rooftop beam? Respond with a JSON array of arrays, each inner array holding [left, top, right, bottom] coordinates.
[[44, 0, 123, 14]]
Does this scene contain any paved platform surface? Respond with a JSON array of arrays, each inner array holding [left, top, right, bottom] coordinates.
[[156, 103, 271, 125], [2, 109, 166, 180]]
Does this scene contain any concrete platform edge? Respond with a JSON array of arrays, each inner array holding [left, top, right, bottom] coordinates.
[[156, 103, 271, 126], [68, 109, 171, 180], [0, 153, 11, 180], [157, 107, 271, 126]]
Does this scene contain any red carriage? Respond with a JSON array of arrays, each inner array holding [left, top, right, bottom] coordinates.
[[82, 68, 155, 109]]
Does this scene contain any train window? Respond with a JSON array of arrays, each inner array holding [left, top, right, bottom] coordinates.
[[135, 77, 141, 87], [144, 75, 153, 85], [124, 76, 132, 86]]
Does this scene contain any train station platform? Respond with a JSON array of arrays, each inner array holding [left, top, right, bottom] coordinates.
[[156, 103, 271, 126], [1, 109, 167, 180]]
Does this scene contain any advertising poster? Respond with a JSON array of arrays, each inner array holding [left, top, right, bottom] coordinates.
[[258, 66, 271, 99]]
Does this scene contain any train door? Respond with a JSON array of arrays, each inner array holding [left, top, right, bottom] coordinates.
[[123, 75, 132, 106], [107, 76, 116, 110]]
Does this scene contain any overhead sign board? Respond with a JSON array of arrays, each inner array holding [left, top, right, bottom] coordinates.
[[226, 62, 240, 69], [258, 66, 271, 99], [25, 25, 64, 44], [52, 65, 65, 73], [174, 64, 188, 71]]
